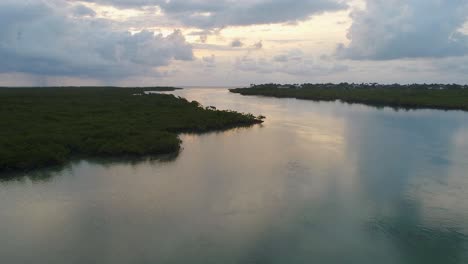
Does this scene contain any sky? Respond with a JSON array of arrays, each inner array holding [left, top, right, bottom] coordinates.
[[0, 0, 467, 87]]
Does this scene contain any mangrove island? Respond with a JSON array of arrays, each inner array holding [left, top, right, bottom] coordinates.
[[230, 83, 468, 111], [0, 87, 263, 173]]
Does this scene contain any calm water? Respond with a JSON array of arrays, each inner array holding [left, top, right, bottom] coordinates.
[[1, 88, 468, 263]]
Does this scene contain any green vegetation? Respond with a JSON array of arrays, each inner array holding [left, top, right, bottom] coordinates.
[[0, 87, 263, 173], [230, 83, 468, 111]]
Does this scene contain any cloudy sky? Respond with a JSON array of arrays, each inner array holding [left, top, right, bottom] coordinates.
[[1, 0, 467, 86]]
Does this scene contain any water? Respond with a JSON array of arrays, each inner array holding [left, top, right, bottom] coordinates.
[[1, 88, 468, 263]]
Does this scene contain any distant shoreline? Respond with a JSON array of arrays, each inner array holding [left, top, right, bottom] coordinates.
[[230, 83, 468, 112], [0, 87, 263, 174]]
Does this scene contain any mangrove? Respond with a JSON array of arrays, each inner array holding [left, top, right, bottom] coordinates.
[[230, 83, 468, 111], [0, 87, 263, 173]]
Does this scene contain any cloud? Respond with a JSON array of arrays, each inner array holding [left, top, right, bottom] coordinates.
[[187, 28, 222, 43], [71, 4, 96, 17], [435, 56, 468, 75], [231, 39, 244, 48], [338, 0, 468, 60], [0, 0, 193, 79], [202, 54, 216, 67], [273, 49, 304, 62], [253, 41, 263, 49], [193, 41, 264, 52], [76, 0, 347, 28], [236, 52, 348, 76]]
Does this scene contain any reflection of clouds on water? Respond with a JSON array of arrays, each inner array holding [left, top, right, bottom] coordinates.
[[366, 217, 467, 264], [414, 126, 468, 233], [345, 107, 468, 263]]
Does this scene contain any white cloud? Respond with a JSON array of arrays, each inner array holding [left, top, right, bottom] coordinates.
[[338, 0, 468, 60]]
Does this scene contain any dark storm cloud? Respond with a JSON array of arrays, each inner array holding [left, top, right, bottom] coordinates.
[[338, 0, 468, 60], [0, 0, 193, 78], [75, 0, 347, 28]]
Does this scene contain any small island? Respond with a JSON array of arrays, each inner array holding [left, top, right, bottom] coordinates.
[[0, 87, 263, 172], [230, 83, 468, 111]]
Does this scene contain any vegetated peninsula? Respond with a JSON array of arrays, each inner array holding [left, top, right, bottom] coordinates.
[[230, 83, 468, 111], [0, 87, 263, 173]]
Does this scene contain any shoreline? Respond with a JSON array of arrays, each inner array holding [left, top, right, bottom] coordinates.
[[230, 83, 468, 112]]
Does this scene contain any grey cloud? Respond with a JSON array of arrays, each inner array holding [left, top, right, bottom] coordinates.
[[273, 49, 304, 62], [72, 4, 96, 17], [265, 38, 314, 44], [0, 0, 193, 78], [187, 28, 223, 43], [192, 43, 238, 51], [77, 0, 347, 28], [253, 41, 263, 49], [231, 39, 244, 48], [193, 40, 265, 51], [236, 53, 348, 76], [273, 54, 289, 62], [435, 56, 468, 75], [338, 0, 468, 60], [202, 55, 215, 63], [202, 54, 216, 67], [188, 28, 223, 36], [199, 34, 208, 43], [235, 57, 274, 74]]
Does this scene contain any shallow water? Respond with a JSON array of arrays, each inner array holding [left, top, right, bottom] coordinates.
[[1, 88, 468, 264]]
